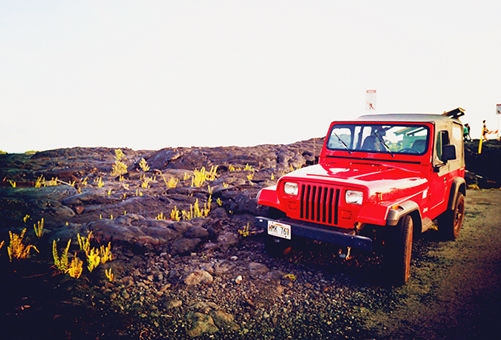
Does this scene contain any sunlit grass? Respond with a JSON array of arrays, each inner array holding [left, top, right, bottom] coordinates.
[[156, 212, 167, 220], [111, 149, 128, 177], [54, 231, 114, 280], [95, 176, 104, 188], [67, 253, 83, 279], [138, 158, 150, 172], [34, 175, 59, 188], [53, 239, 72, 272], [33, 218, 44, 238], [191, 166, 218, 188], [170, 206, 181, 221], [7, 228, 39, 262], [161, 174, 179, 189], [140, 175, 154, 189], [105, 267, 114, 282], [238, 223, 252, 237]]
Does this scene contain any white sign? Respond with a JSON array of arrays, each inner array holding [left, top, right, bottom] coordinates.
[[366, 89, 376, 112]]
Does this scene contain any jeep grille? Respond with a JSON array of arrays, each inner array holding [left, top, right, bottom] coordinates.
[[300, 184, 340, 225]]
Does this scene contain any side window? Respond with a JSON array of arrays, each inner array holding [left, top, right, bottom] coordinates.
[[451, 123, 464, 162], [436, 130, 449, 161]]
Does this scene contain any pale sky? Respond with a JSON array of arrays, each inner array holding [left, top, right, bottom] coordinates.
[[1, 1, 500, 153]]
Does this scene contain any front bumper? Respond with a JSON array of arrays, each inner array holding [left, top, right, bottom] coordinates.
[[255, 216, 373, 252]]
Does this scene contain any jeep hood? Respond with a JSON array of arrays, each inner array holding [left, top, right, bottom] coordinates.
[[284, 163, 428, 196]]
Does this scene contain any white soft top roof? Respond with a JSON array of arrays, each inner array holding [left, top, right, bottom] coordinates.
[[355, 113, 461, 124]]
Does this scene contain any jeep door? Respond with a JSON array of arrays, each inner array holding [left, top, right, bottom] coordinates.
[[429, 122, 464, 218]]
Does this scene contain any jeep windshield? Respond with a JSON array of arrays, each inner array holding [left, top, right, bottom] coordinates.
[[326, 123, 430, 155]]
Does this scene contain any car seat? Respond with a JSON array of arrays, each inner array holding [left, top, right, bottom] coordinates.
[[411, 139, 427, 153], [362, 135, 380, 151]]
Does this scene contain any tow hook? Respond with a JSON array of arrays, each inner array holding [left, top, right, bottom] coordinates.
[[338, 246, 352, 260]]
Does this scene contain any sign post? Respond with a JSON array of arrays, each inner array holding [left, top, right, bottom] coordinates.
[[497, 104, 501, 140]]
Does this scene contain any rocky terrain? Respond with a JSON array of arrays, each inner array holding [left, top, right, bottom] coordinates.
[[0, 138, 500, 339]]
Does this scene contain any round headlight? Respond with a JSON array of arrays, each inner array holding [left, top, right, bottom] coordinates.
[[283, 182, 299, 196]]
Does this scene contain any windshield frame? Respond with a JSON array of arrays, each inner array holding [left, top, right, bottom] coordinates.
[[325, 123, 430, 155]]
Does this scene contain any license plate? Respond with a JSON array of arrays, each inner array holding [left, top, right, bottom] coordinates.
[[267, 221, 291, 240]]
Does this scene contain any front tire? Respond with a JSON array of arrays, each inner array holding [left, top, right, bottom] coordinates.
[[384, 214, 413, 285], [438, 192, 465, 240]]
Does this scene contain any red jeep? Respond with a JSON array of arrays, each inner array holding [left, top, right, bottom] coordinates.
[[256, 112, 466, 284]]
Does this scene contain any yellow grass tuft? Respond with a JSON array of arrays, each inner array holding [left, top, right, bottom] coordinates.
[[105, 268, 114, 282], [77, 231, 92, 256], [111, 149, 128, 177], [191, 166, 218, 187], [53, 239, 71, 271], [34, 218, 44, 238], [87, 247, 101, 272], [99, 242, 113, 264], [170, 206, 181, 221], [139, 158, 150, 172], [7, 228, 39, 262], [67, 253, 83, 279]]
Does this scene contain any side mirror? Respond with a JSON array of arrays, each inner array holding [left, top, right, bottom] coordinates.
[[442, 144, 457, 162]]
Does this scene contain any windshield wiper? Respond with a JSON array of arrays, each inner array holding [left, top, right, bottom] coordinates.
[[374, 131, 394, 157], [332, 132, 351, 154]]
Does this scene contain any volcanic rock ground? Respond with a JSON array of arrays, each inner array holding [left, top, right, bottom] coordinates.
[[0, 138, 500, 339]]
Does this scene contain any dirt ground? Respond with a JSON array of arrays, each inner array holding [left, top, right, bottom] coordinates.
[[368, 188, 501, 339], [1, 183, 500, 339], [2, 142, 501, 339]]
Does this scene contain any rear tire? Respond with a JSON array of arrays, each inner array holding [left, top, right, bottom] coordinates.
[[384, 214, 413, 285], [438, 192, 465, 240]]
